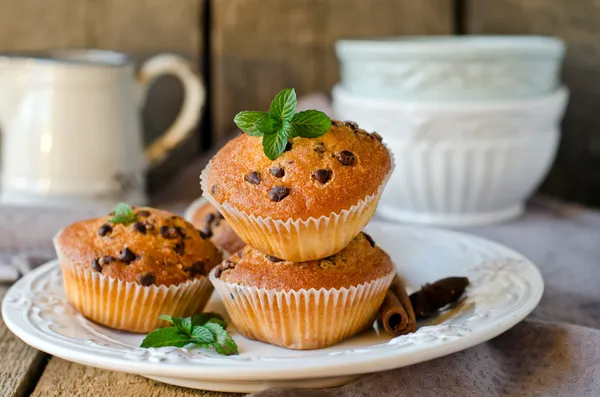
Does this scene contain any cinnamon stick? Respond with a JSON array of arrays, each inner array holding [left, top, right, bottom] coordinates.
[[379, 275, 417, 336]]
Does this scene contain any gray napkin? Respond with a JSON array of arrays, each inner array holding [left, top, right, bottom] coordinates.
[[252, 197, 600, 396]]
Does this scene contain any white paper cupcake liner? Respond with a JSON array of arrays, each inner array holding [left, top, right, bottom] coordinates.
[[200, 145, 395, 261], [55, 239, 214, 333], [210, 270, 395, 350]]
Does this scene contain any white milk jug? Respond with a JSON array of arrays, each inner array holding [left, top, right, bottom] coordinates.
[[0, 49, 204, 207]]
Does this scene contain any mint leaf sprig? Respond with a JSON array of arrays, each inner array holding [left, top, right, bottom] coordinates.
[[141, 313, 238, 356], [234, 88, 332, 160], [108, 202, 136, 224]]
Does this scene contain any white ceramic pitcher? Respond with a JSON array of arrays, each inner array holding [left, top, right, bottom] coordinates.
[[0, 49, 205, 207]]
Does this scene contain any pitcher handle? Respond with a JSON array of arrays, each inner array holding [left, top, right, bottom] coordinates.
[[139, 54, 205, 167]]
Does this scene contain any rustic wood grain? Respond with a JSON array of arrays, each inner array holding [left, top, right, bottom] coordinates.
[[467, 0, 600, 207], [30, 358, 241, 397], [0, 1, 87, 50], [211, 0, 453, 141], [0, 286, 48, 397]]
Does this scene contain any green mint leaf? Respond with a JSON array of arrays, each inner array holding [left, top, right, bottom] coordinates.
[[269, 88, 297, 123], [290, 110, 332, 138], [171, 317, 193, 335], [234, 111, 270, 136], [191, 325, 215, 344], [140, 327, 193, 348], [255, 114, 280, 134], [262, 121, 292, 161], [192, 313, 226, 327], [203, 322, 239, 356], [108, 202, 136, 224]]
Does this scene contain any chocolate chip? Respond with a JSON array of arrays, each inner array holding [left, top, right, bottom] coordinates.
[[173, 241, 185, 255], [214, 267, 223, 278], [237, 249, 244, 258], [269, 186, 290, 202], [160, 226, 178, 239], [270, 166, 285, 178], [245, 171, 261, 184], [214, 220, 221, 227], [311, 169, 332, 184], [265, 254, 282, 263], [175, 226, 187, 238], [284, 141, 292, 152], [287, 160, 294, 164], [331, 120, 343, 127], [344, 121, 359, 130], [210, 184, 218, 194], [335, 150, 356, 166], [205, 213, 215, 224], [183, 261, 206, 277], [199, 226, 213, 239], [216, 212, 224, 219], [362, 232, 376, 247], [371, 132, 383, 142], [118, 247, 136, 263], [133, 222, 146, 235], [139, 273, 156, 286], [98, 224, 112, 237], [92, 258, 102, 273], [100, 256, 116, 265], [314, 144, 326, 154], [137, 210, 151, 217]]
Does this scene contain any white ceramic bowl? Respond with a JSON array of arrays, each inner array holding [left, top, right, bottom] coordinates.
[[336, 36, 565, 101], [332, 86, 569, 226]]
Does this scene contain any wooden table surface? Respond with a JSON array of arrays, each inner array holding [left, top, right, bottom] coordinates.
[[0, 286, 241, 397]]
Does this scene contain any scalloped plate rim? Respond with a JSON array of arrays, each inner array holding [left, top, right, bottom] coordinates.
[[2, 222, 544, 383]]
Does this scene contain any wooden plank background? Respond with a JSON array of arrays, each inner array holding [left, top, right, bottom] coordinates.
[[211, 0, 453, 141], [2, 0, 599, 206], [467, 0, 600, 207]]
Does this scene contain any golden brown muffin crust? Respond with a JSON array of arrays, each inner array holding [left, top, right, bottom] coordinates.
[[56, 207, 222, 286], [206, 121, 391, 220], [190, 201, 246, 253], [216, 232, 394, 290]]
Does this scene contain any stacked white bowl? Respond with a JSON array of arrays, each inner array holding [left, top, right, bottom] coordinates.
[[333, 36, 568, 226]]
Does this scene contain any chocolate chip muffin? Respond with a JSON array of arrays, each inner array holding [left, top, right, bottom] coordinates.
[[187, 200, 245, 254], [201, 120, 393, 261], [54, 206, 222, 333], [209, 232, 395, 350]]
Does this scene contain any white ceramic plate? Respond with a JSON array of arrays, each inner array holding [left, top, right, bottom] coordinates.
[[2, 222, 543, 393]]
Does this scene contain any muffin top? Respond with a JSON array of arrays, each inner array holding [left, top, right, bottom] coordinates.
[[190, 201, 246, 254], [56, 206, 222, 287], [206, 121, 392, 220], [213, 232, 394, 291]]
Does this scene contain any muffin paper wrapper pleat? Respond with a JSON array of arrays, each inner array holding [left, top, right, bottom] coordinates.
[[209, 270, 395, 350], [54, 237, 214, 333], [200, 145, 395, 261]]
